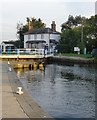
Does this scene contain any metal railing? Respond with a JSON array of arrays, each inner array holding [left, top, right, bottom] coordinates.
[[0, 48, 54, 56]]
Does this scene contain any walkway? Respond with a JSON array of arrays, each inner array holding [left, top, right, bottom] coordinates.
[[54, 55, 93, 61], [53, 55, 94, 64], [1, 60, 52, 119], [0, 61, 2, 119]]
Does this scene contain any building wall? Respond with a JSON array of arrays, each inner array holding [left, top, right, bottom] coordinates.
[[44, 34, 50, 46], [1, 43, 5, 52], [24, 33, 60, 49], [24, 35, 28, 48], [37, 34, 41, 39], [1, 42, 15, 52], [50, 34, 60, 42]]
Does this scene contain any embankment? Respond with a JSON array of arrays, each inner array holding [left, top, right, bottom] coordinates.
[[2, 61, 53, 118], [47, 56, 95, 64]]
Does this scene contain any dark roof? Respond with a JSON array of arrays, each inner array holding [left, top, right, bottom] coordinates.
[[24, 28, 60, 35], [2, 41, 14, 45], [26, 40, 46, 43], [50, 39, 58, 44]]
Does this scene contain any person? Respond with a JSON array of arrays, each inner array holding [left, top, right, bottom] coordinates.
[[0, 48, 1, 54], [8, 47, 11, 55], [43, 45, 46, 58]]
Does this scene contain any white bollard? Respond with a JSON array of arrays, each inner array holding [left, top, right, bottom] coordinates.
[[8, 61, 10, 64], [9, 67, 12, 72], [16, 87, 23, 95]]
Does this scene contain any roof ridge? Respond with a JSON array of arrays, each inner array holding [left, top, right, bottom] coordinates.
[[24, 27, 60, 35]]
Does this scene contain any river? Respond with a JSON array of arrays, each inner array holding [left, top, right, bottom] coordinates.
[[15, 63, 96, 119]]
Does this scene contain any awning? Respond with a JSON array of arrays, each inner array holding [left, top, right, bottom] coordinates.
[[50, 39, 58, 44], [26, 40, 46, 43]]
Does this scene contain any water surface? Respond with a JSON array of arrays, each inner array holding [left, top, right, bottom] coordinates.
[[15, 63, 96, 118]]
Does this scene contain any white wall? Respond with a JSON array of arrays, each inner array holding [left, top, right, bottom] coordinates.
[[50, 34, 60, 42], [24, 33, 60, 49], [37, 34, 41, 39], [1, 43, 5, 52], [44, 34, 49, 46], [1, 43, 15, 52], [30, 34, 34, 40], [24, 35, 28, 48]]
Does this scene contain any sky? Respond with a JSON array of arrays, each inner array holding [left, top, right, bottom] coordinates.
[[0, 0, 96, 43]]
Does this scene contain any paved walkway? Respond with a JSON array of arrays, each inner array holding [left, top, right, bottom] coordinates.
[[1, 60, 52, 119], [0, 61, 2, 119], [53, 55, 94, 64], [2, 61, 28, 118], [54, 55, 93, 60]]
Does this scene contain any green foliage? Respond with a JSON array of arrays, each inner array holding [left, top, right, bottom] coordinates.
[[58, 28, 81, 53], [17, 17, 46, 41], [58, 53, 92, 59], [59, 15, 97, 54], [14, 40, 24, 48], [8, 40, 24, 48], [30, 17, 46, 29]]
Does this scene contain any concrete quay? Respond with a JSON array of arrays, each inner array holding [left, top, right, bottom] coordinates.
[[0, 61, 2, 119], [1, 60, 53, 119], [51, 55, 95, 64]]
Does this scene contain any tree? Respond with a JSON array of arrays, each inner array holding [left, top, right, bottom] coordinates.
[[59, 15, 86, 53], [83, 15, 97, 53], [59, 15, 97, 54], [17, 17, 46, 42], [57, 28, 80, 53]]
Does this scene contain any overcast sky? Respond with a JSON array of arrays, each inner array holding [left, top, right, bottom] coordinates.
[[0, 0, 96, 43]]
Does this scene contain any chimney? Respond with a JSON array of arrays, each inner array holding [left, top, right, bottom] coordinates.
[[51, 21, 56, 32], [29, 20, 33, 30]]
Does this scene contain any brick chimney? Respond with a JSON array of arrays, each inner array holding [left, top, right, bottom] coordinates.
[[28, 20, 33, 30], [51, 21, 56, 32]]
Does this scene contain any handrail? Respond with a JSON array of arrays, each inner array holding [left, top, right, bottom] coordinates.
[[0, 48, 54, 56]]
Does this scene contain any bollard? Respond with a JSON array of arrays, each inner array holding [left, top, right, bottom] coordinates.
[[39, 63, 44, 70], [16, 87, 23, 95], [8, 67, 12, 72], [8, 61, 10, 65]]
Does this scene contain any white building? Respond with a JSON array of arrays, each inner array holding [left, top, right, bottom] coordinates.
[[1, 41, 15, 52], [24, 21, 60, 50]]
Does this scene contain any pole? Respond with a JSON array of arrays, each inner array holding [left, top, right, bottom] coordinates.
[[81, 24, 83, 44], [81, 21, 85, 54]]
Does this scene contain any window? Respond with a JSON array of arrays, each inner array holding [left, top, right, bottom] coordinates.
[[34, 34, 37, 39], [41, 34, 44, 39], [28, 35, 31, 40]]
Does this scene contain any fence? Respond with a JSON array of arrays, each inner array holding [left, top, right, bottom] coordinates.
[[0, 48, 54, 58]]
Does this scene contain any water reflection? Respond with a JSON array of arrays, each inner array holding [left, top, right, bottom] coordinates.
[[15, 63, 96, 118]]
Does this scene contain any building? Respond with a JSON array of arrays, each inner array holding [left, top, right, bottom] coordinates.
[[24, 21, 60, 50], [1, 41, 15, 53]]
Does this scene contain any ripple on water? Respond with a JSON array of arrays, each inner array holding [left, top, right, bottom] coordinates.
[[16, 63, 96, 118]]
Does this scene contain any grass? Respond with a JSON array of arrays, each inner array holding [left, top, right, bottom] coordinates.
[[58, 53, 92, 59]]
